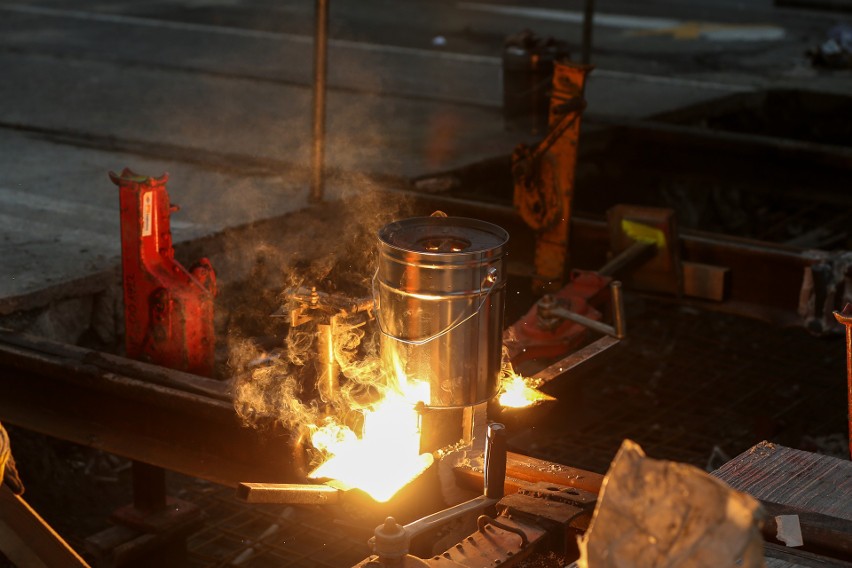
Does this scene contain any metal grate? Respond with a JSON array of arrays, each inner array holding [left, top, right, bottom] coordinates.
[[178, 295, 846, 566], [513, 296, 848, 474], [180, 482, 370, 568]]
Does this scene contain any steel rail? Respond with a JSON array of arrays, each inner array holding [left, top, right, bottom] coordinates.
[[0, 329, 304, 488], [401, 190, 820, 323]]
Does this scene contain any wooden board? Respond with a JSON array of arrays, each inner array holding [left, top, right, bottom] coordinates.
[[715, 442, 852, 564], [714, 441, 852, 521], [0, 484, 90, 567]]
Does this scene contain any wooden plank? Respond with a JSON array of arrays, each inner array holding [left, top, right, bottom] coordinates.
[[714, 442, 852, 521], [715, 442, 852, 563], [0, 484, 90, 567]]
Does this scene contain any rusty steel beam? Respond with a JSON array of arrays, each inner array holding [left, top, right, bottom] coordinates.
[[0, 327, 610, 527], [400, 190, 819, 323], [0, 329, 304, 488], [454, 452, 605, 496]]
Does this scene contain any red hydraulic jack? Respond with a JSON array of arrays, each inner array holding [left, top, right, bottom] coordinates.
[[87, 169, 215, 567], [111, 168, 216, 376]]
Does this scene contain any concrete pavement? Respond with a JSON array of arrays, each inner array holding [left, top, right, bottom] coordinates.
[[1, 0, 848, 319]]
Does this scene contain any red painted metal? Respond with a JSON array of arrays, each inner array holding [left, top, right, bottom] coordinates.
[[111, 168, 216, 377], [504, 270, 610, 365]]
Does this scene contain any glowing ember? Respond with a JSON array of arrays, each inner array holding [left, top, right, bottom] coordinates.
[[498, 374, 554, 408]]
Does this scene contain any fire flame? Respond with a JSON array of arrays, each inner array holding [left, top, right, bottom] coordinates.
[[307, 352, 433, 502], [498, 373, 554, 408]]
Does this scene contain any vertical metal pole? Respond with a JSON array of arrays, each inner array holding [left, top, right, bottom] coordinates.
[[581, 0, 595, 65], [484, 423, 507, 500], [316, 321, 339, 407], [310, 0, 329, 203], [833, 305, 852, 459], [132, 461, 167, 512], [611, 281, 626, 339]]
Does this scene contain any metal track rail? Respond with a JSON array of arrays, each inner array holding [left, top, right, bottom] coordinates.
[[0, 329, 304, 488]]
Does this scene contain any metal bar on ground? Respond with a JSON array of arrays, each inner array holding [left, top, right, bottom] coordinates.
[[534, 335, 620, 386], [236, 483, 343, 505], [310, 0, 329, 203], [0, 485, 91, 567]]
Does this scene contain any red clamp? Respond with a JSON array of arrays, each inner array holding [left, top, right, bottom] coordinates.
[[504, 270, 611, 366], [111, 168, 216, 377]]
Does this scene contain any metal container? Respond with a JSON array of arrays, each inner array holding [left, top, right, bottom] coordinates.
[[376, 214, 509, 408]]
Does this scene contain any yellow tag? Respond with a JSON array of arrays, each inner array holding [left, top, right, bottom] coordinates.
[[622, 219, 666, 248], [142, 191, 153, 237]]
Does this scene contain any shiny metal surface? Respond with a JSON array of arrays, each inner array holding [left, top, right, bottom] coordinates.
[[376, 216, 508, 407]]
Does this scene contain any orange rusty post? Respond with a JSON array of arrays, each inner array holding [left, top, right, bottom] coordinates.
[[512, 61, 592, 294], [834, 304, 852, 459]]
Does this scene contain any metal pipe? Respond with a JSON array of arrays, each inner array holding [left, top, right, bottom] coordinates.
[[537, 280, 625, 339], [316, 322, 339, 405], [546, 305, 616, 337], [581, 0, 595, 65], [611, 281, 626, 339], [597, 240, 656, 277], [310, 0, 329, 203], [484, 423, 507, 500]]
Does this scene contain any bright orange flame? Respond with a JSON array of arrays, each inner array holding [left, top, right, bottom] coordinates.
[[307, 394, 433, 501], [307, 352, 433, 502], [498, 374, 554, 408]]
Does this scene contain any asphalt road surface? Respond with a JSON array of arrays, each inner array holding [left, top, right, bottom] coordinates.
[[0, 0, 850, 310], [1, 0, 842, 80]]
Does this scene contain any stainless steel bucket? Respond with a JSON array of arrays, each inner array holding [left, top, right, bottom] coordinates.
[[375, 214, 509, 408]]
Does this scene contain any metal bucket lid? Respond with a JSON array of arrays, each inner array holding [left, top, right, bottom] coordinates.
[[378, 215, 509, 263]]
